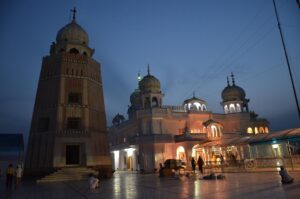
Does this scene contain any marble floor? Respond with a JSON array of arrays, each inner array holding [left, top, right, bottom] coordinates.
[[1, 172, 300, 199]]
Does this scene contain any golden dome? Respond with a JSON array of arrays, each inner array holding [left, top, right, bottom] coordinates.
[[56, 20, 89, 45], [139, 66, 161, 93], [130, 89, 141, 105], [221, 85, 246, 101]]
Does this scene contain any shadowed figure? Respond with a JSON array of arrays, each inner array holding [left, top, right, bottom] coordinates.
[[191, 157, 196, 173], [279, 166, 293, 184], [197, 156, 204, 175]]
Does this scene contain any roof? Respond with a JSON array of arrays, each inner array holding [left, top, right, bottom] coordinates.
[[0, 134, 24, 151], [199, 128, 300, 147], [248, 128, 300, 144], [203, 119, 220, 127], [183, 96, 206, 104]]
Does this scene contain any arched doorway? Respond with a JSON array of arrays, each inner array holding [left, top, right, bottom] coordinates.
[[192, 144, 207, 164], [176, 146, 186, 163]]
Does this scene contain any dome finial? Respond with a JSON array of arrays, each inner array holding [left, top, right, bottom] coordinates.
[[231, 72, 235, 86], [147, 64, 150, 75], [227, 76, 230, 86], [70, 7, 77, 21], [193, 91, 195, 98]]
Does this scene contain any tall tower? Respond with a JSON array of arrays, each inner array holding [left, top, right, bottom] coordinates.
[[25, 9, 112, 176]]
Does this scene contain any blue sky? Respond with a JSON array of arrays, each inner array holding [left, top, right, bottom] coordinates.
[[0, 0, 299, 141]]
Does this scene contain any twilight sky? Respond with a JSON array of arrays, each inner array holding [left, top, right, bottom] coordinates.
[[0, 0, 299, 141]]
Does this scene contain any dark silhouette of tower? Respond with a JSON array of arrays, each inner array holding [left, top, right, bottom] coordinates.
[[25, 9, 111, 176]]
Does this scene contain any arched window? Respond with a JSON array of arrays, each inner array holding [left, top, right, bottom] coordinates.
[[194, 102, 201, 110], [83, 51, 87, 56], [211, 125, 218, 137], [176, 146, 185, 161], [259, 127, 265, 133], [69, 48, 79, 54], [229, 104, 236, 113], [254, 127, 259, 134], [151, 97, 158, 107], [218, 126, 222, 137], [236, 104, 241, 112], [247, 127, 253, 134], [265, 127, 269, 133], [184, 104, 188, 110], [224, 105, 229, 114], [202, 105, 207, 111]]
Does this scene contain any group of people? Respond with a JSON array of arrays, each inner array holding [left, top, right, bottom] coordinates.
[[191, 156, 204, 175], [191, 157, 294, 184], [5, 163, 23, 189]]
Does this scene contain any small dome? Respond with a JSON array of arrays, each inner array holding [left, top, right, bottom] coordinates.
[[139, 74, 161, 93], [183, 96, 206, 104], [183, 95, 207, 111], [56, 20, 89, 45], [221, 85, 246, 101], [130, 89, 141, 105]]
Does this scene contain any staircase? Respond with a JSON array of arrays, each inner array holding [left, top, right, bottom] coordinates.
[[37, 167, 98, 183]]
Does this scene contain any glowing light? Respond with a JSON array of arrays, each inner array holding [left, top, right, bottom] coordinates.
[[276, 161, 281, 171], [125, 148, 135, 157], [113, 150, 120, 170], [177, 146, 186, 160], [272, 144, 279, 149], [247, 127, 253, 134]]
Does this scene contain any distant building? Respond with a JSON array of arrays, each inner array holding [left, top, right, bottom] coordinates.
[[25, 10, 111, 176], [0, 134, 24, 173], [108, 68, 270, 172]]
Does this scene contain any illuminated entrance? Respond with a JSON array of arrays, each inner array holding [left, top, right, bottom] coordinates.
[[192, 144, 206, 161], [176, 146, 186, 162]]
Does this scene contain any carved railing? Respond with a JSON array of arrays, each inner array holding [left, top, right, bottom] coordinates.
[[56, 130, 90, 137]]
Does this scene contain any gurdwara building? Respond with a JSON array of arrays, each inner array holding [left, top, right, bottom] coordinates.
[[108, 68, 269, 172]]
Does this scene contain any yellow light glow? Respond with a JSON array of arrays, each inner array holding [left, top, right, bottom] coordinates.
[[125, 148, 135, 157]]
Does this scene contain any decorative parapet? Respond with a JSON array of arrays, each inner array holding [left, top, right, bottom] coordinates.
[[129, 134, 173, 144], [56, 130, 90, 137], [162, 105, 186, 112], [174, 133, 207, 142], [136, 108, 169, 118]]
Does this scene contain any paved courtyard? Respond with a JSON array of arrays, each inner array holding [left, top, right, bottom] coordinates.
[[1, 172, 300, 199]]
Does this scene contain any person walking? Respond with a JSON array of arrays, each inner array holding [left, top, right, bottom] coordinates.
[[6, 164, 14, 189], [191, 157, 196, 173], [15, 165, 23, 187], [197, 156, 204, 175]]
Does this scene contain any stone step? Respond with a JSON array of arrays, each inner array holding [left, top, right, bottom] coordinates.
[[37, 167, 98, 183]]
